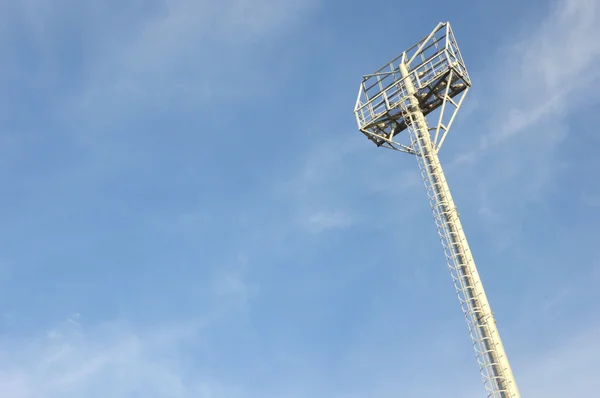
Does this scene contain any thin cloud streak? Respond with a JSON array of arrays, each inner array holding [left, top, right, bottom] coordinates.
[[438, 0, 600, 251], [454, 0, 600, 163]]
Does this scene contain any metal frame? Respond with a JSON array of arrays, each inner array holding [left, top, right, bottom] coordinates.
[[354, 22, 470, 154], [354, 22, 520, 398]]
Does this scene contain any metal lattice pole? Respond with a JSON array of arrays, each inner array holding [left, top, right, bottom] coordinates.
[[399, 63, 520, 398], [354, 22, 520, 396]]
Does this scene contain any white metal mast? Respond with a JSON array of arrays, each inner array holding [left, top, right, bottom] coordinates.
[[353, 22, 520, 398]]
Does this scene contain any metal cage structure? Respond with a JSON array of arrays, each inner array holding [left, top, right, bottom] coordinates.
[[354, 22, 520, 398], [354, 22, 470, 154]]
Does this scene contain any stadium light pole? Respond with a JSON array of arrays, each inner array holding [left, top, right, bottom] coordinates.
[[353, 22, 520, 398]]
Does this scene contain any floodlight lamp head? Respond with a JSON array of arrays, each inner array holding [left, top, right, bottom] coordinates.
[[354, 22, 472, 154]]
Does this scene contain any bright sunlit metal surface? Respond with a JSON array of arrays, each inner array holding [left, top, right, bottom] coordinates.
[[354, 22, 470, 154], [354, 22, 521, 398]]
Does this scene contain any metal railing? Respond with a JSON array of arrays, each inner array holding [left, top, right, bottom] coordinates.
[[355, 49, 466, 132]]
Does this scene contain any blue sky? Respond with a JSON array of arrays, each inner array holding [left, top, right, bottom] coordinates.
[[1, 0, 600, 396]]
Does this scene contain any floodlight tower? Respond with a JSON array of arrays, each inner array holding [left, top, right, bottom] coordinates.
[[354, 22, 520, 398]]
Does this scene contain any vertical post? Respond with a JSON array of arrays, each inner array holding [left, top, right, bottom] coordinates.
[[399, 63, 520, 398]]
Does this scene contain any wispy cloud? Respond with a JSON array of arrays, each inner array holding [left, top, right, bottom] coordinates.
[[0, 264, 259, 398], [273, 130, 423, 239], [442, 0, 600, 251], [0, 317, 197, 398], [1, 0, 319, 150], [457, 0, 600, 161], [303, 211, 354, 233], [71, 0, 317, 105]]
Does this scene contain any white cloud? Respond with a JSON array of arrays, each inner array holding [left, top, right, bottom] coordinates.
[[2, 0, 318, 122], [4, 313, 599, 398], [0, 0, 320, 180], [457, 0, 600, 161], [272, 130, 423, 239], [439, 0, 600, 249], [0, 319, 195, 398], [0, 296, 264, 398], [304, 211, 354, 233]]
